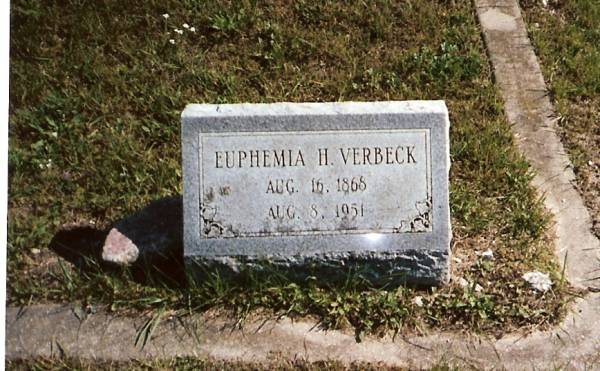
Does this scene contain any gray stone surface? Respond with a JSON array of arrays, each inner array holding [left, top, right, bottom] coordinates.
[[182, 101, 451, 285], [6, 294, 600, 368]]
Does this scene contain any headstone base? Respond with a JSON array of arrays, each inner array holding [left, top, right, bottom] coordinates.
[[186, 249, 449, 286]]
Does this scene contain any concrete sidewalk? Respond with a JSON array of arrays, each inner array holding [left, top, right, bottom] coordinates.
[[4, 293, 600, 368]]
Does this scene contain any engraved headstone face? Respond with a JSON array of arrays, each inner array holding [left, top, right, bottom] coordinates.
[[182, 101, 451, 285]]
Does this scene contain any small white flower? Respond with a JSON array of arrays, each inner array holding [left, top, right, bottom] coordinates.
[[189, 27, 196, 33], [51, 131, 58, 138], [412, 296, 424, 307], [162, 13, 169, 19], [523, 271, 552, 292], [183, 23, 190, 29], [169, 39, 176, 45], [31, 248, 41, 255], [174, 28, 183, 35]]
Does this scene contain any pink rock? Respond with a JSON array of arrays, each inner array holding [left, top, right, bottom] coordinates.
[[102, 228, 139, 265]]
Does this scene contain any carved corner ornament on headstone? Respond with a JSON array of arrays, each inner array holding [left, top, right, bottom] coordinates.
[[181, 101, 451, 285]]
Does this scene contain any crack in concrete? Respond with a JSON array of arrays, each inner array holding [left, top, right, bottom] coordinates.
[[5, 0, 600, 368]]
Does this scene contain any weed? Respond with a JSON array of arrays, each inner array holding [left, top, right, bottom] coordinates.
[[210, 9, 250, 34]]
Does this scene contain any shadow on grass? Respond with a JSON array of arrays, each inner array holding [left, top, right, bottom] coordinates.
[[48, 196, 186, 288], [47, 195, 410, 292], [45, 198, 433, 341]]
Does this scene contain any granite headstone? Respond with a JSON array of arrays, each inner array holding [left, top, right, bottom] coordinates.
[[182, 101, 451, 285]]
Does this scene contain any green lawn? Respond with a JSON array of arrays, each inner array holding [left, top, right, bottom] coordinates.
[[8, 0, 568, 337], [521, 0, 600, 238]]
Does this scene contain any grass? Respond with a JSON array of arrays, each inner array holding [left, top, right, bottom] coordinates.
[[8, 0, 569, 338], [6, 357, 460, 371], [520, 0, 600, 238], [8, 354, 600, 370]]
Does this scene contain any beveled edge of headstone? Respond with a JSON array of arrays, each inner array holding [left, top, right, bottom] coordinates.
[[182, 100, 449, 118], [181, 101, 451, 285]]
